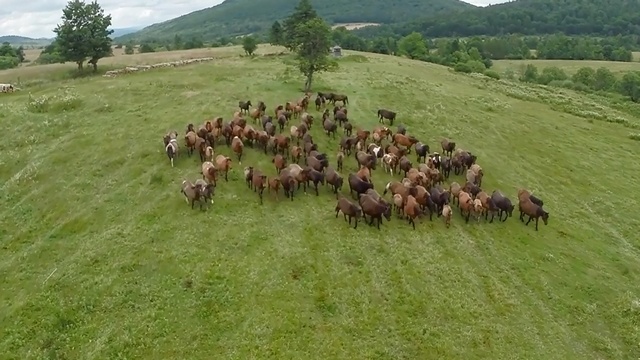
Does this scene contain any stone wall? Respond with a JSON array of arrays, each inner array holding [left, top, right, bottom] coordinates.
[[102, 57, 216, 78]]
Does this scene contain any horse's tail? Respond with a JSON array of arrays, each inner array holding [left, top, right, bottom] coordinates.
[[166, 143, 175, 158]]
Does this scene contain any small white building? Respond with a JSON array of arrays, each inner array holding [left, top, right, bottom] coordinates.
[[331, 46, 342, 57]]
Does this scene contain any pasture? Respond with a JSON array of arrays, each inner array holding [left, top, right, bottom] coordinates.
[[493, 57, 640, 76], [1, 47, 640, 359], [3, 45, 283, 84]]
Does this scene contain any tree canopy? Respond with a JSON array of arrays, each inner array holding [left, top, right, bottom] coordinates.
[[279, 0, 336, 91], [358, 0, 640, 39], [242, 36, 258, 56], [0, 42, 24, 70], [53, 0, 113, 71]]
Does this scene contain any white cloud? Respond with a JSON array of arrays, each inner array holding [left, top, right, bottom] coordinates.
[[0, 0, 510, 39], [0, 0, 224, 38]]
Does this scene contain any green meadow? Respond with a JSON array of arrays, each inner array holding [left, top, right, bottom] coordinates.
[[1, 46, 639, 359]]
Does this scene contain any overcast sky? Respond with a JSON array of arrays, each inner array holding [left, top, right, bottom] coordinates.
[[0, 0, 506, 39]]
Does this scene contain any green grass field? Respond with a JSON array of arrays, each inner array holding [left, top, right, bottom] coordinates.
[[493, 57, 640, 77], [1, 47, 640, 359]]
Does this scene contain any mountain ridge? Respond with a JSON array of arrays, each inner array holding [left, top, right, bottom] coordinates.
[[115, 0, 476, 41]]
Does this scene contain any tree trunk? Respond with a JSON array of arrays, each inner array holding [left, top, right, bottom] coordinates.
[[304, 71, 314, 92], [92, 62, 98, 72], [76, 61, 83, 70]]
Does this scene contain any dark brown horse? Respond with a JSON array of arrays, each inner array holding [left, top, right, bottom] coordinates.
[[377, 109, 396, 125]]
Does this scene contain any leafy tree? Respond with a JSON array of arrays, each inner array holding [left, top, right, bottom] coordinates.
[[173, 34, 183, 50], [332, 27, 369, 51], [0, 42, 16, 58], [593, 67, 616, 91], [269, 21, 283, 46], [15, 46, 25, 63], [295, 18, 335, 91], [184, 37, 204, 49], [619, 72, 640, 102], [242, 36, 258, 55], [0, 42, 25, 68], [35, 41, 65, 64], [537, 66, 568, 85], [282, 0, 318, 51], [397, 32, 427, 59], [0, 56, 19, 70], [611, 47, 632, 62], [139, 43, 155, 53], [572, 67, 596, 87], [520, 64, 539, 83], [54, 0, 114, 71], [124, 42, 135, 55]]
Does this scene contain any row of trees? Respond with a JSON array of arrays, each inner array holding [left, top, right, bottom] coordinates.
[[0, 42, 26, 70], [332, 31, 635, 63], [326, 26, 640, 102], [517, 64, 640, 102]]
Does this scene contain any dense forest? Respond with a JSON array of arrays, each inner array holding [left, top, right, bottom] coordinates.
[[356, 0, 640, 38], [116, 0, 472, 42], [118, 0, 640, 42]]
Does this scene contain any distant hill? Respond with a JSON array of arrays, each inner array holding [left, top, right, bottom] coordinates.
[[0, 27, 142, 48], [0, 36, 53, 47], [110, 27, 144, 38], [116, 0, 475, 42], [383, 0, 640, 38]]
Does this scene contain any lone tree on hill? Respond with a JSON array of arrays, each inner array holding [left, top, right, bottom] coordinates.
[[54, 0, 113, 71], [295, 18, 335, 91], [282, 0, 318, 51], [243, 36, 257, 56]]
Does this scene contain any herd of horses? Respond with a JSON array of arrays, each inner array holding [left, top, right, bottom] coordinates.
[[162, 91, 550, 231]]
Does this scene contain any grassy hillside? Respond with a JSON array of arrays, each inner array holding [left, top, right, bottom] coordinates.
[[492, 58, 640, 76], [358, 0, 640, 38], [1, 47, 640, 358], [116, 0, 474, 42]]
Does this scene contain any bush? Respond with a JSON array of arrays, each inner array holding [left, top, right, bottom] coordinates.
[[548, 80, 592, 93], [519, 64, 539, 83], [27, 90, 83, 114], [483, 70, 501, 80], [572, 67, 596, 88], [138, 44, 155, 53], [124, 43, 135, 55], [537, 66, 568, 85], [35, 53, 65, 65], [454, 60, 486, 74], [629, 133, 640, 141], [504, 69, 516, 80], [0, 56, 20, 70], [594, 67, 617, 92]]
